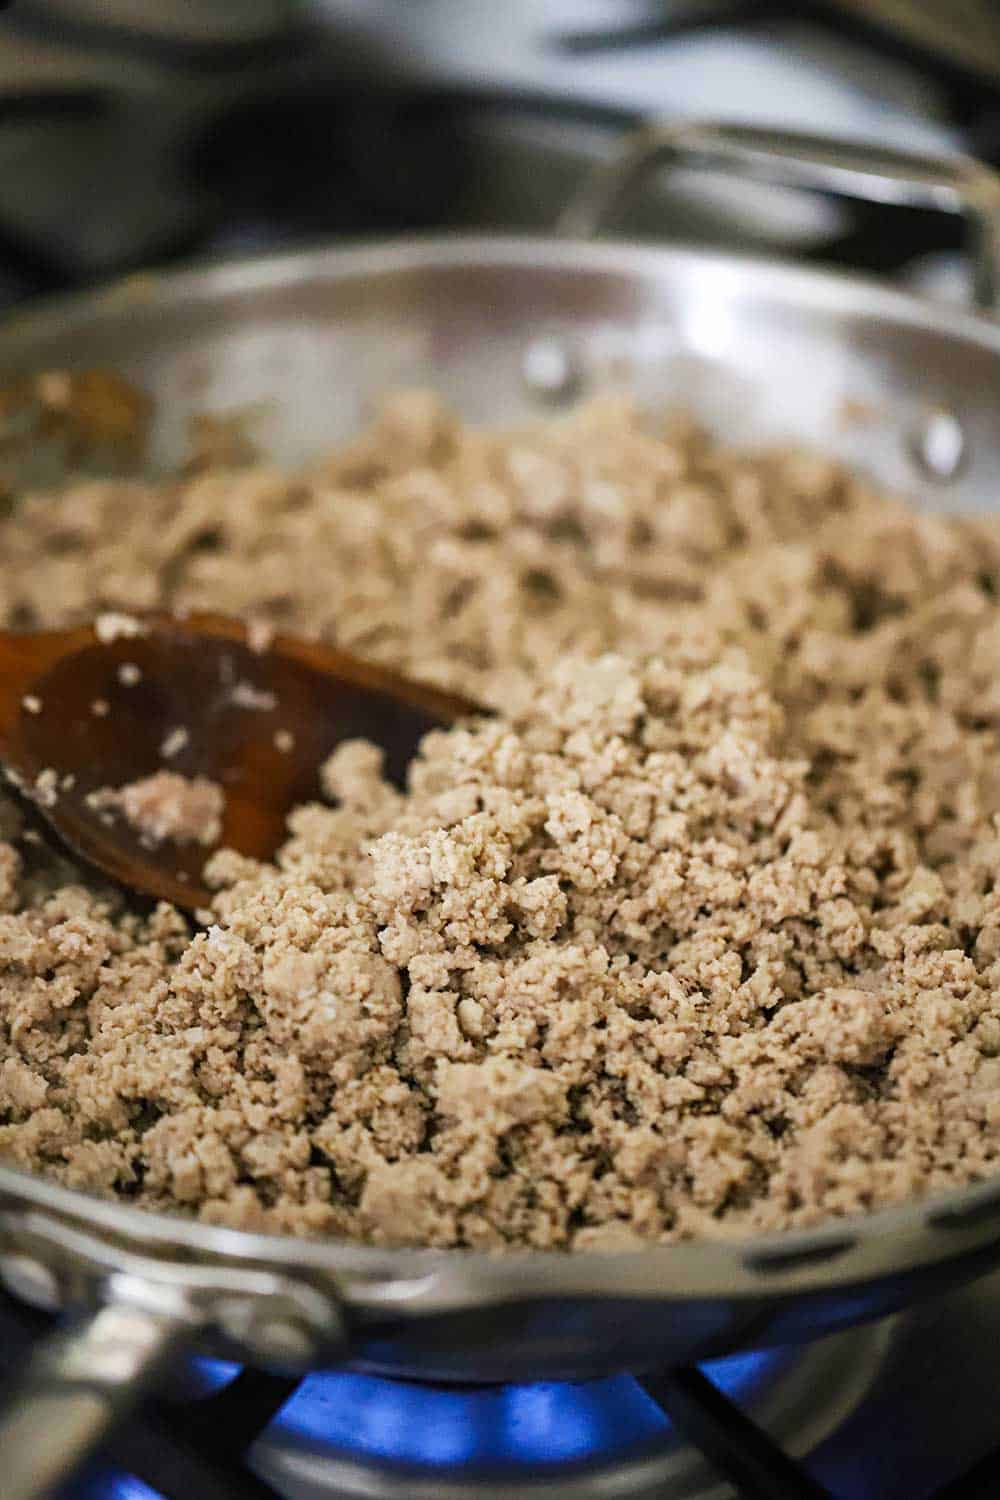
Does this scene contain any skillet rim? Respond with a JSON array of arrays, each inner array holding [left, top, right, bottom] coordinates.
[[1, 231, 999, 1308]]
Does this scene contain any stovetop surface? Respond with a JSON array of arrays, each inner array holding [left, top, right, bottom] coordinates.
[[0, 0, 998, 298]]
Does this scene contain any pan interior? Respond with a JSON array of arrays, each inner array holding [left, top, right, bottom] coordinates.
[[3, 237, 1000, 1335]]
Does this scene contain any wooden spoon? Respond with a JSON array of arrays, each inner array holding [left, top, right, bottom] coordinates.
[[0, 611, 479, 912]]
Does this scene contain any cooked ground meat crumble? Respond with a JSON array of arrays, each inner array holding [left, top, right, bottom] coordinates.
[[90, 771, 225, 847], [3, 390, 1000, 1249]]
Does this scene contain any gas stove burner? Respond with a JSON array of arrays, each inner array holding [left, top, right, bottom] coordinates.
[[53, 1318, 889, 1500], [243, 1321, 884, 1499]]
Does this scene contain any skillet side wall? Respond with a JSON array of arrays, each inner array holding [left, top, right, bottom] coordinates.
[[1, 237, 1000, 1377]]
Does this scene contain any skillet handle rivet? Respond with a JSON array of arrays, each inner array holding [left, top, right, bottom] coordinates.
[[245, 1315, 316, 1368], [522, 337, 582, 404], [217, 1297, 322, 1368], [0, 1254, 60, 1311], [908, 406, 967, 482]]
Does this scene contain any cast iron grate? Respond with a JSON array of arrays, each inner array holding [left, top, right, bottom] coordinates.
[[0, 1289, 833, 1500], [4, 1287, 997, 1499], [94, 1363, 831, 1500]]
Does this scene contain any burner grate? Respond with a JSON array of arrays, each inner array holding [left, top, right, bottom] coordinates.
[[640, 1364, 828, 1499], [72, 1361, 827, 1500], [0, 1283, 930, 1500], [75, 1369, 294, 1500], [939, 1443, 1000, 1496], [62, 1352, 841, 1500], [0, 1284, 891, 1499]]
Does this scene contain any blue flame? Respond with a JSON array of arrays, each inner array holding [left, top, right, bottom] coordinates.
[[269, 1347, 784, 1469], [68, 1478, 161, 1500], [69, 1348, 784, 1496]]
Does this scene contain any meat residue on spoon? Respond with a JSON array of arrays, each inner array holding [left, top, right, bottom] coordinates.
[[88, 770, 225, 847]]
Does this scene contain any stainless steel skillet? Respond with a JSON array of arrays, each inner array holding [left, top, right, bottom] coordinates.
[[2, 122, 1000, 1499]]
